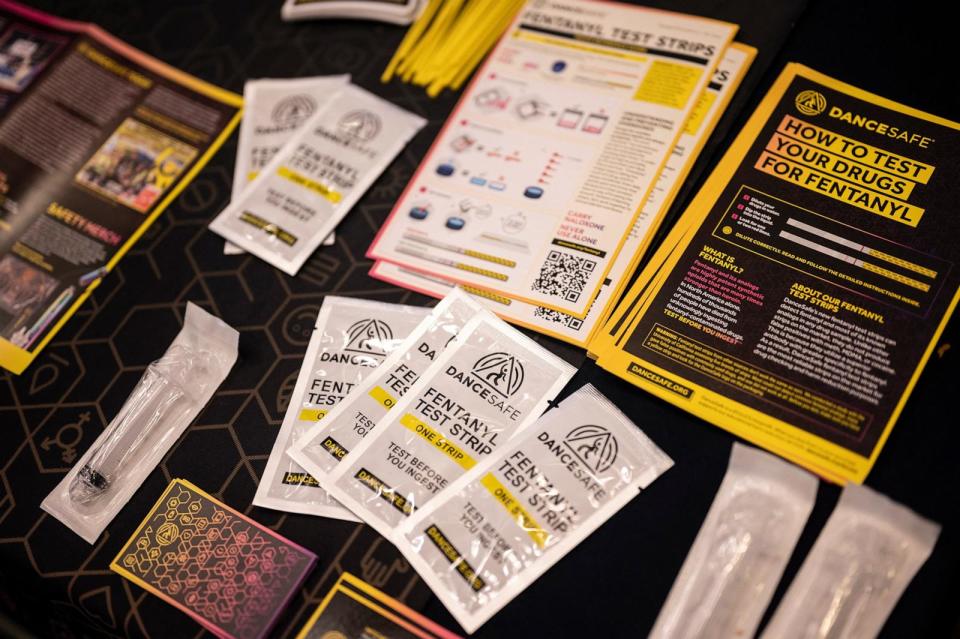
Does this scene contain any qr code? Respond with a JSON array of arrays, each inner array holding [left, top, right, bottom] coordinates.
[[533, 306, 584, 331], [531, 250, 597, 303]]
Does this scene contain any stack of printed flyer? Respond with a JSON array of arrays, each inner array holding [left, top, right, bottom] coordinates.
[[588, 63, 960, 484], [366, 0, 756, 350]]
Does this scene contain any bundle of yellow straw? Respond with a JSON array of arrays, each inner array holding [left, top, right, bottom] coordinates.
[[381, 0, 525, 97]]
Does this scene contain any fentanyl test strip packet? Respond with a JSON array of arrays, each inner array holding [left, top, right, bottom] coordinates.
[[211, 84, 426, 274], [649, 443, 818, 639], [225, 74, 350, 254], [396, 383, 673, 633], [321, 312, 576, 540], [288, 287, 486, 482], [761, 483, 940, 639], [253, 296, 430, 518]]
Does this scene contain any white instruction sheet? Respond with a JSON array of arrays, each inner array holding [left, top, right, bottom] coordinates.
[[371, 43, 754, 346], [368, 0, 737, 317]]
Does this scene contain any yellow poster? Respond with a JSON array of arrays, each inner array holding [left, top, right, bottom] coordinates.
[[593, 64, 960, 483]]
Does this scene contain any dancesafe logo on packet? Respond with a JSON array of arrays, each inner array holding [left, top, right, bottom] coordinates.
[[471, 352, 525, 398], [345, 319, 393, 356], [563, 424, 619, 473], [338, 110, 382, 142], [795, 89, 827, 116], [272, 94, 318, 129]]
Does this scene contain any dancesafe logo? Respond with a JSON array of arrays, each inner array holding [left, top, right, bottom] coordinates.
[[272, 94, 317, 128], [795, 90, 827, 116], [471, 352, 525, 397], [344, 319, 393, 356], [338, 110, 381, 141], [564, 425, 619, 473]]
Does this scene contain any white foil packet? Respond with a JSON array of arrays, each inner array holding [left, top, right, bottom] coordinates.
[[397, 383, 672, 633], [761, 483, 940, 639], [42, 303, 239, 543], [288, 287, 484, 480], [281, 0, 422, 25], [253, 296, 429, 518], [225, 74, 350, 255], [210, 84, 426, 274], [650, 443, 818, 639], [322, 313, 576, 538]]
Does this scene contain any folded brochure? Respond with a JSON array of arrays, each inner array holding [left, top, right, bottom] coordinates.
[[0, 0, 242, 374]]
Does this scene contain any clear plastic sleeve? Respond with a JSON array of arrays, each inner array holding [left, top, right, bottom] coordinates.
[[322, 312, 576, 539], [649, 443, 819, 639], [288, 287, 484, 480], [41, 302, 238, 543], [252, 296, 430, 518], [761, 483, 940, 639], [397, 383, 673, 633]]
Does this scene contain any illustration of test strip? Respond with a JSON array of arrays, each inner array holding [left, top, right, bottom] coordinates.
[[786, 218, 938, 278], [779, 230, 930, 292], [396, 245, 508, 281], [401, 233, 516, 267], [390, 264, 514, 306]]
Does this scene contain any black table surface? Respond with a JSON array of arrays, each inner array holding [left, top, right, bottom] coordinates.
[[1, 1, 958, 637]]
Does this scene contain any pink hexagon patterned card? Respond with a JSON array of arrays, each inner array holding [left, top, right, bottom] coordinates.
[[111, 479, 316, 639]]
